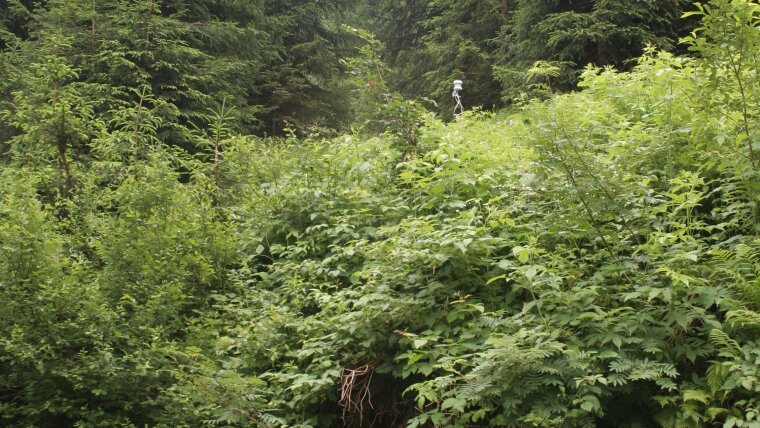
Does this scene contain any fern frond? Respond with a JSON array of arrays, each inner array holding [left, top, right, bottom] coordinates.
[[725, 310, 760, 331], [736, 241, 760, 263], [682, 389, 710, 404], [705, 406, 729, 420], [708, 329, 741, 357], [706, 362, 731, 395]]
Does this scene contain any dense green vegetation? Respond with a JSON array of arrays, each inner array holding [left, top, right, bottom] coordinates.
[[0, 0, 355, 138], [1, 0, 759, 426], [361, 0, 699, 110]]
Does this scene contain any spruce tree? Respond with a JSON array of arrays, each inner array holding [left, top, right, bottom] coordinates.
[[256, 0, 355, 134], [363, 0, 508, 113], [496, 0, 695, 96], [362, 0, 696, 107]]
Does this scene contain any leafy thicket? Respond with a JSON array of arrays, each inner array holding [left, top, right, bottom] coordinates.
[[1, 0, 760, 427]]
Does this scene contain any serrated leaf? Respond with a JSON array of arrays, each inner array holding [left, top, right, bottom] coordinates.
[[580, 395, 600, 412], [441, 397, 466, 412], [407, 352, 424, 366], [683, 389, 710, 404]]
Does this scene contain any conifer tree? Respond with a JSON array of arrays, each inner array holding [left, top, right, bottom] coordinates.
[[255, 0, 355, 133], [0, 0, 358, 146], [363, 0, 508, 112], [495, 0, 695, 95], [363, 0, 696, 106], [0, 0, 33, 48]]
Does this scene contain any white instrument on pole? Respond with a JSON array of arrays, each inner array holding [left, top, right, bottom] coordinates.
[[452, 79, 464, 118]]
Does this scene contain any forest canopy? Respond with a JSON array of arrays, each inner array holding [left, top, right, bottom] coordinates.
[[1, 0, 759, 427]]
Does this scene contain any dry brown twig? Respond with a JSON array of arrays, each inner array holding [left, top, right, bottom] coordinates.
[[339, 361, 378, 426]]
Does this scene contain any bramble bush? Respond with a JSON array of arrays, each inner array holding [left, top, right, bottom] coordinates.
[[0, 1, 759, 427]]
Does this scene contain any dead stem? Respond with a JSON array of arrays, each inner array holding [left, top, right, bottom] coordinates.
[[339, 361, 377, 426]]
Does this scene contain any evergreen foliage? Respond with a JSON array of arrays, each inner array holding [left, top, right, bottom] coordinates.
[[360, 0, 508, 112], [362, 0, 697, 108], [0, 0, 355, 144], [494, 0, 695, 97]]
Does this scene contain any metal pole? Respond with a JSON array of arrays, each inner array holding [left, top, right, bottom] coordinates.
[[452, 80, 464, 118]]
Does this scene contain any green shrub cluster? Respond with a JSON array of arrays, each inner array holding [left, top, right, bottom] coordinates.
[[1, 1, 759, 426]]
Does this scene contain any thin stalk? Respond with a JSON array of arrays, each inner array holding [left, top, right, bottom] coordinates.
[[58, 103, 73, 190], [548, 134, 635, 286], [91, 0, 96, 36], [727, 48, 755, 168], [557, 122, 643, 245]]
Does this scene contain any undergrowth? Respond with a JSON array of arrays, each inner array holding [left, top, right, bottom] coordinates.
[[1, 1, 759, 427]]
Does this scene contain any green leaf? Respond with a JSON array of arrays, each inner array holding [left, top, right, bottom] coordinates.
[[407, 352, 425, 366], [683, 389, 710, 404], [413, 339, 428, 349], [441, 397, 466, 412], [580, 395, 601, 412]]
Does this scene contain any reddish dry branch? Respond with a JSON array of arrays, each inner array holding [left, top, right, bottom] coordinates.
[[339, 362, 376, 426]]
